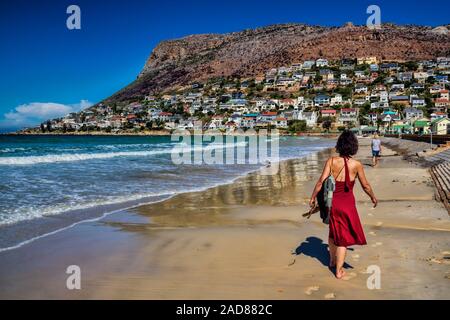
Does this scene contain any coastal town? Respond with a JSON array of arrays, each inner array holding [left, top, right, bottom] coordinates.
[[25, 56, 450, 136]]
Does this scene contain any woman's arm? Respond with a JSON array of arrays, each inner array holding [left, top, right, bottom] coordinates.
[[356, 161, 378, 207], [309, 158, 332, 207]]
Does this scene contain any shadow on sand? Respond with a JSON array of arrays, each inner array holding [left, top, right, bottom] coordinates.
[[293, 236, 353, 272]]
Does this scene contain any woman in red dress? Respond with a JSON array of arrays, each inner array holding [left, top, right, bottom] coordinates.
[[309, 131, 378, 279]]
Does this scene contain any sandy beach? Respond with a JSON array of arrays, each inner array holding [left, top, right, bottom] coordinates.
[[0, 137, 449, 299]]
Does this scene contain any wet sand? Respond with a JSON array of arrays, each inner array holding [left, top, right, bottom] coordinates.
[[0, 138, 449, 299]]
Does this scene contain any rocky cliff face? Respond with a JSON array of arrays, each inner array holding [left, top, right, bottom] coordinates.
[[103, 23, 450, 104]]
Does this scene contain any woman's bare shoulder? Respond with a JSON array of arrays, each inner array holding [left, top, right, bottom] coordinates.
[[350, 158, 363, 168], [328, 156, 341, 164]]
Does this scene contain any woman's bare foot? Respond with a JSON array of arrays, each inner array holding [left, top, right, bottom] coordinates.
[[335, 268, 346, 279]]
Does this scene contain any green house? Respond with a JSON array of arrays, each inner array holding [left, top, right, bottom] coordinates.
[[413, 119, 430, 134], [392, 124, 412, 134]]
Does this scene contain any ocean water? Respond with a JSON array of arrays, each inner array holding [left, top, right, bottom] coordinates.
[[0, 135, 333, 251]]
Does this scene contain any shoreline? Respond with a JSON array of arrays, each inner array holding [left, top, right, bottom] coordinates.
[[0, 141, 334, 253], [0, 138, 449, 299], [1, 131, 340, 138], [2, 131, 172, 136]]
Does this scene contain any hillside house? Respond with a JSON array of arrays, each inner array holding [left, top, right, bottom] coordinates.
[[316, 58, 329, 67], [431, 118, 450, 135], [330, 94, 343, 106], [259, 111, 277, 123], [397, 72, 413, 82], [155, 112, 173, 122], [430, 112, 447, 121], [321, 109, 337, 118], [338, 108, 358, 125], [303, 60, 315, 69], [411, 98, 426, 107], [274, 117, 288, 128], [413, 118, 431, 134], [411, 83, 425, 90], [390, 95, 410, 106], [354, 84, 368, 94], [314, 94, 331, 107], [298, 111, 318, 127], [357, 56, 378, 65], [404, 108, 424, 121]]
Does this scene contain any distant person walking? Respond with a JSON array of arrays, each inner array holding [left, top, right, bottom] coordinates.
[[371, 133, 382, 167], [309, 131, 377, 279]]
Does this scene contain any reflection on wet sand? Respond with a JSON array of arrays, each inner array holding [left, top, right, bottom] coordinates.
[[111, 150, 332, 230]]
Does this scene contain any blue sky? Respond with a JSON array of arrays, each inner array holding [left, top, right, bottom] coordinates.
[[0, 0, 449, 131]]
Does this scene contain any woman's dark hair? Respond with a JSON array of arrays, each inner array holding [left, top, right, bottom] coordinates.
[[335, 130, 358, 157]]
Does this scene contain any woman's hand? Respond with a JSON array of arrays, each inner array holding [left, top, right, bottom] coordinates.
[[371, 196, 378, 208], [309, 197, 317, 208]]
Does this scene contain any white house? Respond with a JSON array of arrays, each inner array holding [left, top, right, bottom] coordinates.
[[338, 108, 359, 125], [391, 83, 405, 92], [379, 91, 389, 103], [273, 117, 288, 128], [404, 108, 424, 120], [411, 98, 426, 107], [431, 112, 447, 121], [330, 94, 343, 106], [155, 112, 173, 122], [354, 84, 368, 94], [355, 70, 366, 78], [413, 72, 429, 83], [303, 60, 315, 69], [209, 115, 225, 129], [316, 58, 329, 67], [298, 110, 318, 127]]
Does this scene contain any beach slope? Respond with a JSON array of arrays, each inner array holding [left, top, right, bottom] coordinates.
[[0, 138, 449, 299]]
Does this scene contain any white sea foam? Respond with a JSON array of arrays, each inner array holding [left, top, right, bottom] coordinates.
[[0, 150, 170, 165], [0, 141, 248, 165], [0, 147, 27, 153], [0, 191, 176, 226]]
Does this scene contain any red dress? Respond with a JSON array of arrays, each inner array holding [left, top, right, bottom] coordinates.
[[329, 157, 367, 247]]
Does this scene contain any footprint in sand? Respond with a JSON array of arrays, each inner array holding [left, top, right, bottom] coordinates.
[[369, 231, 377, 236], [428, 257, 442, 264], [342, 272, 357, 281], [371, 242, 383, 248], [375, 222, 383, 227], [305, 286, 320, 295], [351, 254, 360, 261], [324, 293, 336, 299]]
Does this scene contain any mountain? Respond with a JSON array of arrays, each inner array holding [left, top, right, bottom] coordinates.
[[101, 23, 450, 105]]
